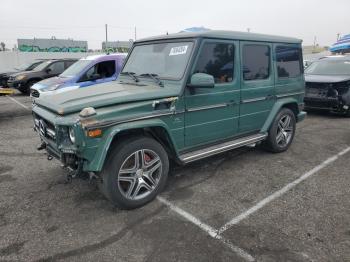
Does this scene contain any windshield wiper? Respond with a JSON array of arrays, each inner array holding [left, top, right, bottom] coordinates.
[[139, 73, 164, 87], [120, 71, 139, 82]]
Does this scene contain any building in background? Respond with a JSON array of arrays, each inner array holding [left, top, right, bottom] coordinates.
[[102, 40, 132, 53], [17, 38, 88, 52]]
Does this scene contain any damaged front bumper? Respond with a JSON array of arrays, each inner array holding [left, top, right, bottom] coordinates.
[[304, 82, 350, 113]]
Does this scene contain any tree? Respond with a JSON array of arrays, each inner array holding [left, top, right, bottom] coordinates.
[[0, 42, 5, 51]]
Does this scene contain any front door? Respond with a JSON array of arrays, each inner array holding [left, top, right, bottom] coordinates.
[[184, 39, 240, 149], [239, 42, 276, 133]]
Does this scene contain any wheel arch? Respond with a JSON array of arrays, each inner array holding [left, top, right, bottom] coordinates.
[[84, 119, 180, 172], [261, 98, 300, 133]]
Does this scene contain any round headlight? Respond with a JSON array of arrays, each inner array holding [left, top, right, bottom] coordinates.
[[69, 127, 76, 143]]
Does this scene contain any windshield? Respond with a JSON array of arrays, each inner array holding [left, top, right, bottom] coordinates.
[[33, 61, 52, 71], [305, 60, 350, 75], [60, 60, 90, 77], [15, 61, 40, 71], [122, 41, 194, 79]]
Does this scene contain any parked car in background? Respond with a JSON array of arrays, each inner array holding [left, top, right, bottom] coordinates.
[[0, 59, 46, 88], [7, 59, 77, 94], [304, 56, 350, 116], [30, 54, 127, 98], [32, 30, 306, 209]]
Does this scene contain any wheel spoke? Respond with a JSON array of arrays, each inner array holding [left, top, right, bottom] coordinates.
[[282, 116, 291, 128], [276, 131, 284, 144], [126, 179, 138, 198], [140, 178, 153, 191], [131, 180, 144, 199], [278, 121, 284, 130]]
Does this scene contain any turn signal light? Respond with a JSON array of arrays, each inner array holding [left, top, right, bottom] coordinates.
[[88, 129, 102, 138]]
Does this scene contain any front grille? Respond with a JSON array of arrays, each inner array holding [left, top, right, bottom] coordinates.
[[8, 76, 15, 81], [31, 89, 40, 98], [33, 114, 56, 140]]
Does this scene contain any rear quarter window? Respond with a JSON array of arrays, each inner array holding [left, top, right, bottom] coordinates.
[[275, 46, 302, 78]]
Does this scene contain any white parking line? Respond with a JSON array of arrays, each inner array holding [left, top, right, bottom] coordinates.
[[6, 95, 30, 110], [157, 196, 255, 262], [217, 146, 350, 234]]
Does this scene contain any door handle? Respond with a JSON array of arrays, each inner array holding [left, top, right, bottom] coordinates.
[[226, 100, 236, 106], [266, 95, 275, 100]]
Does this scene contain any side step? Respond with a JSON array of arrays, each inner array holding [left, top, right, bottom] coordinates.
[[180, 133, 268, 164]]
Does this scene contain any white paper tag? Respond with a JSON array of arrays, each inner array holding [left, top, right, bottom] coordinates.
[[169, 46, 188, 56]]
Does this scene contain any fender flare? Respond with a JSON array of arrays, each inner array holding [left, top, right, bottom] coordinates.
[[261, 98, 300, 133], [83, 118, 179, 172]]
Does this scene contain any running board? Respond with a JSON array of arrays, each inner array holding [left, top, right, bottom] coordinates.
[[180, 133, 268, 164]]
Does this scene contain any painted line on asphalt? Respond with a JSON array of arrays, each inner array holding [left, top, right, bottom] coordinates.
[[217, 146, 350, 235], [7, 95, 30, 110], [157, 196, 255, 262]]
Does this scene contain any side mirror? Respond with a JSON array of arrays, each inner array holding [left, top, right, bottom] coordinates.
[[89, 73, 101, 81], [45, 68, 52, 74], [187, 73, 215, 88]]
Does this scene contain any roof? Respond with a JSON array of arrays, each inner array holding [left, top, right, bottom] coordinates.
[[136, 30, 302, 44], [318, 55, 350, 61], [82, 53, 127, 61]]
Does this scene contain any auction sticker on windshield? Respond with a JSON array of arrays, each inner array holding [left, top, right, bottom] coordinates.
[[169, 46, 188, 56]]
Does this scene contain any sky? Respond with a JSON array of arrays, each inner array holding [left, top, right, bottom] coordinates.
[[1, 0, 349, 50]]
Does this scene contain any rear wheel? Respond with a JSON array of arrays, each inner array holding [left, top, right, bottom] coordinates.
[[99, 136, 169, 209], [263, 108, 296, 153]]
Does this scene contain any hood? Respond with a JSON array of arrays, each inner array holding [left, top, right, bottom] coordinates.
[[34, 76, 72, 91], [305, 74, 350, 83], [10, 70, 38, 77], [35, 81, 180, 115]]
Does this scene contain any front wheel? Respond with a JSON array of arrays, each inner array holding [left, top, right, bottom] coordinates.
[[263, 108, 296, 153], [19, 80, 37, 95], [99, 136, 169, 209]]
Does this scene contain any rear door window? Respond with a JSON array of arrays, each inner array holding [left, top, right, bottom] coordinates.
[[275, 46, 302, 78], [242, 45, 270, 81]]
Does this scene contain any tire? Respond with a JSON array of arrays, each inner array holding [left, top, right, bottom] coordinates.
[[263, 108, 296, 153], [19, 80, 37, 95], [99, 136, 169, 209]]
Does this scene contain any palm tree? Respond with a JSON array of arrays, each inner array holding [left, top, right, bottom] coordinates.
[[0, 42, 5, 51]]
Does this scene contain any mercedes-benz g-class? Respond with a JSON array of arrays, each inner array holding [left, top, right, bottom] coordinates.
[[32, 30, 306, 209]]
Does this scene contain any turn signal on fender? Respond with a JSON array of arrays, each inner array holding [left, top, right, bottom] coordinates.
[[88, 129, 102, 138]]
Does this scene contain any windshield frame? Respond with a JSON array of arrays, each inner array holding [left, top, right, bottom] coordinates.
[[305, 59, 350, 75], [121, 39, 196, 81]]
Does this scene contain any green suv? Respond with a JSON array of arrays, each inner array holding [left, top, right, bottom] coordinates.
[[32, 30, 306, 209]]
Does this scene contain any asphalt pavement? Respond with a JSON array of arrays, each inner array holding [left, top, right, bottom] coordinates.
[[0, 93, 349, 262]]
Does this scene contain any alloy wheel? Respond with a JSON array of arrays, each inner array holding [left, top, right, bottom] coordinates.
[[117, 149, 162, 200], [276, 114, 294, 147]]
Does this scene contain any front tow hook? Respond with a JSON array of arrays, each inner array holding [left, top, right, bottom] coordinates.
[[37, 142, 46, 151]]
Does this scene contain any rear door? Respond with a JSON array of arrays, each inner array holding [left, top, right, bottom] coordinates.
[[239, 42, 275, 133], [184, 39, 240, 148]]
